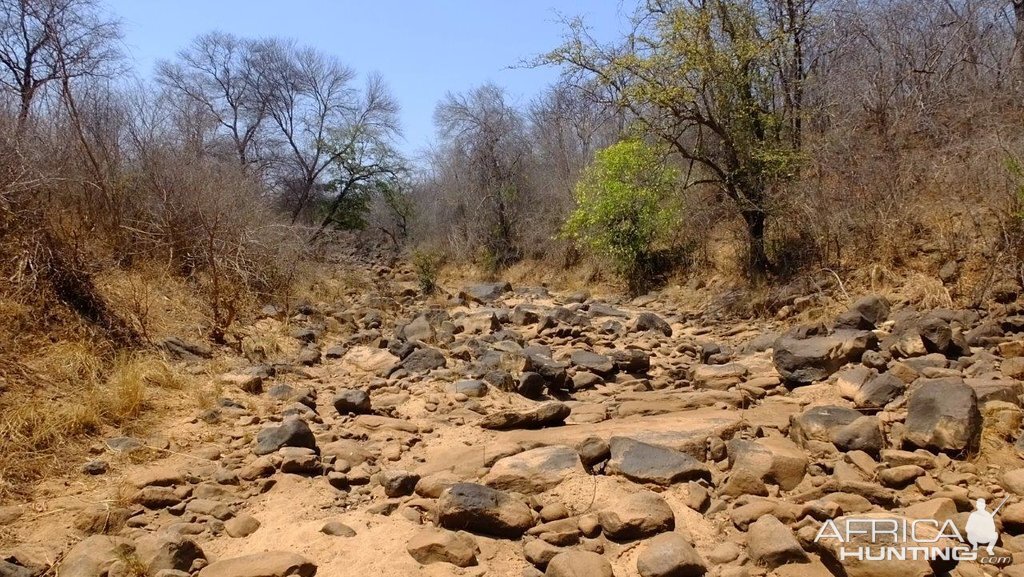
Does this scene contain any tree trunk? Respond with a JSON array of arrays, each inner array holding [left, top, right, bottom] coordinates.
[[1014, 1, 1024, 78], [742, 208, 770, 275]]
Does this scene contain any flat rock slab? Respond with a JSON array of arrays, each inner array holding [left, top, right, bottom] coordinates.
[[607, 437, 711, 485], [198, 552, 317, 577], [482, 445, 585, 494]]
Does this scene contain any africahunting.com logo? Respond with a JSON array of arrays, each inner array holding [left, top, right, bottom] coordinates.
[[814, 498, 1012, 565]]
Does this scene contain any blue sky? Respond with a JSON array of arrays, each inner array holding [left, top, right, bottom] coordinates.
[[105, 0, 629, 158]]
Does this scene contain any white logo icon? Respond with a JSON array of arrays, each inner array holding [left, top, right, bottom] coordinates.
[[966, 497, 1006, 556]]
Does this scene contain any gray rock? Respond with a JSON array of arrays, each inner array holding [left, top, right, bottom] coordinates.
[[904, 378, 981, 453], [453, 380, 488, 398], [835, 295, 890, 330], [332, 389, 371, 415], [479, 402, 571, 430], [633, 312, 673, 337], [401, 348, 447, 372], [570, 350, 615, 375], [381, 470, 421, 497], [773, 330, 877, 386], [254, 418, 318, 456], [855, 373, 905, 409], [607, 437, 711, 485], [462, 282, 512, 303], [436, 483, 534, 538]]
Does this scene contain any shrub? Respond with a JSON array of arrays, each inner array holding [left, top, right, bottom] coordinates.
[[412, 249, 445, 294], [562, 139, 679, 293]]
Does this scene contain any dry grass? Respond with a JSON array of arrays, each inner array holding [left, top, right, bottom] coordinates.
[[0, 342, 196, 502]]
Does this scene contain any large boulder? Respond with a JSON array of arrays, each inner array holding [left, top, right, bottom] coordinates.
[[773, 330, 877, 386], [747, 515, 808, 569], [479, 402, 571, 430], [904, 378, 981, 453], [436, 483, 534, 538], [598, 491, 675, 541], [332, 389, 371, 415], [197, 552, 317, 577], [57, 536, 135, 577], [461, 282, 512, 303], [545, 552, 614, 577], [636, 532, 707, 577], [835, 295, 891, 330], [814, 513, 958, 577], [607, 437, 711, 485], [254, 418, 318, 456], [726, 437, 807, 491], [482, 446, 585, 494], [406, 527, 479, 567], [790, 406, 883, 454]]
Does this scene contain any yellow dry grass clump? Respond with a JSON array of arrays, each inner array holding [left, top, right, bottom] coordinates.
[[0, 340, 195, 500]]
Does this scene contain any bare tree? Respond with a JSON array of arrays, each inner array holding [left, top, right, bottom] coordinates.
[[0, 0, 120, 136], [156, 32, 269, 171], [253, 40, 390, 224], [433, 83, 533, 267]]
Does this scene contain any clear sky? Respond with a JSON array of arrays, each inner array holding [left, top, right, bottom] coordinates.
[[104, 0, 630, 159]]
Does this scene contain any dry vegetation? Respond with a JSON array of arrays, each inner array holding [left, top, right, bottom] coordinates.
[[4, 0, 1024, 499]]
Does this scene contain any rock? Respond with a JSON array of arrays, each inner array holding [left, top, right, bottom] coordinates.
[[0, 560, 33, 577], [132, 486, 182, 509], [570, 351, 615, 375], [633, 312, 673, 337], [462, 282, 512, 303], [855, 373, 905, 409], [479, 402, 571, 430], [454, 380, 488, 398], [518, 372, 548, 398], [904, 378, 981, 453], [577, 437, 611, 468], [436, 483, 534, 538], [726, 437, 807, 490], [832, 416, 884, 454], [406, 527, 479, 567], [545, 552, 613, 577], [746, 515, 808, 569], [773, 330, 877, 386], [134, 533, 206, 574], [636, 532, 706, 577], [598, 491, 675, 541], [380, 470, 421, 497], [483, 446, 585, 494], [607, 437, 711, 485], [254, 418, 318, 456], [131, 467, 185, 489], [224, 514, 261, 538], [58, 536, 135, 577], [835, 295, 891, 330], [609, 349, 651, 373], [815, 513, 957, 577], [320, 520, 356, 537], [401, 348, 447, 372], [790, 405, 862, 446], [82, 460, 108, 475], [343, 346, 400, 376], [197, 552, 317, 577], [332, 389, 371, 415], [524, 539, 562, 567], [1004, 469, 1024, 495]]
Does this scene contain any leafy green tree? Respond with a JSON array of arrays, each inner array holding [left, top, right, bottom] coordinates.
[[563, 139, 678, 293], [547, 0, 803, 274]]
